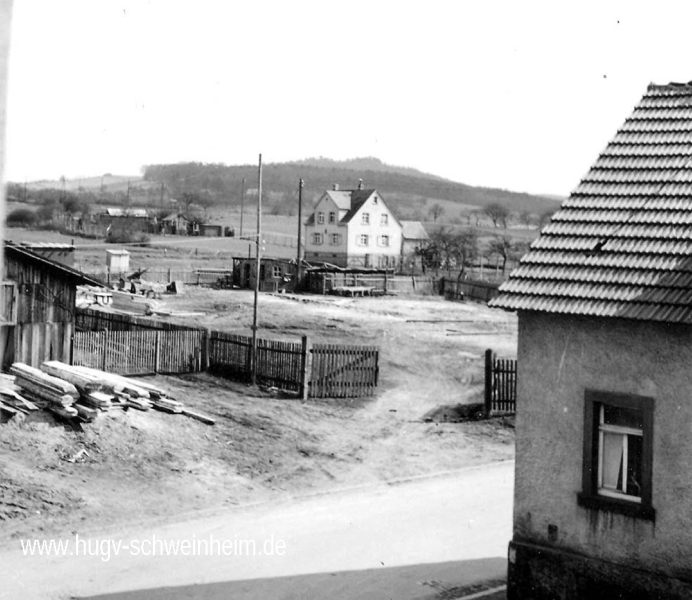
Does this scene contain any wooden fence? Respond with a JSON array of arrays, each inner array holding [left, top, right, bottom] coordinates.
[[73, 329, 205, 375], [208, 332, 305, 394], [442, 278, 501, 303], [74, 309, 378, 398], [484, 349, 517, 415]]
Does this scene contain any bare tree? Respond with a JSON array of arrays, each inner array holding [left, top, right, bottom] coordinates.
[[519, 210, 533, 228], [428, 203, 445, 223], [483, 202, 510, 228], [486, 235, 528, 274], [422, 227, 478, 276]]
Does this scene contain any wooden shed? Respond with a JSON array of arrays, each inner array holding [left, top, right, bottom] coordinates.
[[0, 243, 104, 369]]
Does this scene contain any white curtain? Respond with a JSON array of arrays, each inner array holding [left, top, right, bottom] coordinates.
[[602, 432, 624, 491]]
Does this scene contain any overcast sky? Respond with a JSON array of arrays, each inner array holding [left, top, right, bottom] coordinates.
[[4, 1, 692, 196]]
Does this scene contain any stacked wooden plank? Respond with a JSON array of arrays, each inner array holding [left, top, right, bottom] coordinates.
[[2, 361, 215, 425], [0, 374, 39, 416], [10, 363, 80, 418]]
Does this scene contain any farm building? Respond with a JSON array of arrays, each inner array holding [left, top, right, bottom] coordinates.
[[231, 257, 297, 292], [98, 207, 151, 234], [159, 213, 192, 235], [199, 223, 223, 237], [400, 220, 429, 273], [0, 242, 104, 369], [304, 182, 403, 269], [106, 249, 130, 276], [491, 82, 692, 599]]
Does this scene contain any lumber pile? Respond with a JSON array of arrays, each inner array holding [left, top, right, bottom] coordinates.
[[2, 361, 214, 426], [0, 374, 39, 416], [10, 363, 80, 418]]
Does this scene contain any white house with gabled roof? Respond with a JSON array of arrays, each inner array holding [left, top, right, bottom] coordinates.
[[304, 181, 403, 269]]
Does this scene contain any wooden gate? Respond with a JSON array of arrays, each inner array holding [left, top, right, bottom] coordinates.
[[484, 349, 517, 415], [309, 344, 379, 398]]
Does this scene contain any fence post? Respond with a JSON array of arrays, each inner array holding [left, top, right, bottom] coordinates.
[[484, 348, 493, 417], [154, 331, 161, 373], [101, 330, 109, 371], [202, 328, 210, 372], [300, 335, 312, 400]]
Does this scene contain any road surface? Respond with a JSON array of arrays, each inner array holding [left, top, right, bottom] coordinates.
[[0, 461, 514, 600]]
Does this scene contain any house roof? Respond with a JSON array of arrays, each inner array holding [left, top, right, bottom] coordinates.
[[162, 212, 188, 222], [491, 82, 692, 324], [401, 221, 430, 241], [341, 190, 377, 223], [5, 242, 105, 288], [105, 208, 148, 217], [305, 189, 378, 225]]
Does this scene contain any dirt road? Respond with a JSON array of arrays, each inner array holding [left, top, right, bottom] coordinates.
[[1, 461, 514, 600]]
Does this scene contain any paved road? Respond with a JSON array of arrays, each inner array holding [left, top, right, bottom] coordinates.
[[1, 461, 514, 600]]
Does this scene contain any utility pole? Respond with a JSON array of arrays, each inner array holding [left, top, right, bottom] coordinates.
[[239, 177, 246, 238], [296, 178, 304, 287], [251, 156, 262, 386], [159, 182, 164, 210]]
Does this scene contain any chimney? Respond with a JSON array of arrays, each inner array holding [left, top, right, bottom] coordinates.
[[358, 179, 364, 190], [333, 183, 339, 191]]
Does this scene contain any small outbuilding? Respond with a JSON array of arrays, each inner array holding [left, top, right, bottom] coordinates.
[[1, 242, 104, 369]]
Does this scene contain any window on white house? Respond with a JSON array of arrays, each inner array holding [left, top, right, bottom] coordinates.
[[578, 390, 654, 520], [272, 266, 282, 278], [358, 234, 369, 246], [379, 235, 390, 247], [329, 212, 336, 224], [331, 234, 341, 245], [317, 212, 325, 224], [380, 214, 389, 226], [313, 233, 323, 245], [361, 213, 370, 225]]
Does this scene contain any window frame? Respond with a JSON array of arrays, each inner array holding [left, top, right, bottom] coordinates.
[[330, 233, 341, 246], [379, 234, 390, 247], [317, 212, 325, 224], [328, 212, 336, 224], [358, 234, 369, 247], [361, 212, 370, 225], [312, 233, 323, 245], [380, 214, 389, 226], [578, 389, 655, 520]]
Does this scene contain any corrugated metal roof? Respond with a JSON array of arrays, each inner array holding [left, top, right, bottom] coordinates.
[[490, 82, 692, 324]]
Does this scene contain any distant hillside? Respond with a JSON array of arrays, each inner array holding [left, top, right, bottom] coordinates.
[[289, 157, 450, 182], [140, 158, 561, 219]]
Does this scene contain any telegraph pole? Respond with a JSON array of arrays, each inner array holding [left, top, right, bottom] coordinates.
[[296, 178, 304, 287], [239, 177, 246, 238], [251, 156, 262, 386]]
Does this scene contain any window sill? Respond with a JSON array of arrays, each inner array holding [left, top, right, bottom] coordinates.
[[577, 492, 655, 521]]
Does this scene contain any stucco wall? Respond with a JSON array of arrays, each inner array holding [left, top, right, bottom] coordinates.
[[515, 311, 692, 581], [345, 194, 402, 261]]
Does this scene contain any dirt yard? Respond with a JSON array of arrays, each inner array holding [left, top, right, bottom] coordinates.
[[0, 290, 516, 545]]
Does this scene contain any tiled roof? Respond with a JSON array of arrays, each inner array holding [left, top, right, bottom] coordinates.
[[491, 82, 692, 324]]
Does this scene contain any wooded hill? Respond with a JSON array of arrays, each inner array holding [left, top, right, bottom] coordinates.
[[142, 157, 562, 219]]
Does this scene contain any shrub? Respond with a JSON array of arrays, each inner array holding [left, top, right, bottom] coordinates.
[[106, 230, 151, 245], [6, 208, 37, 227]]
